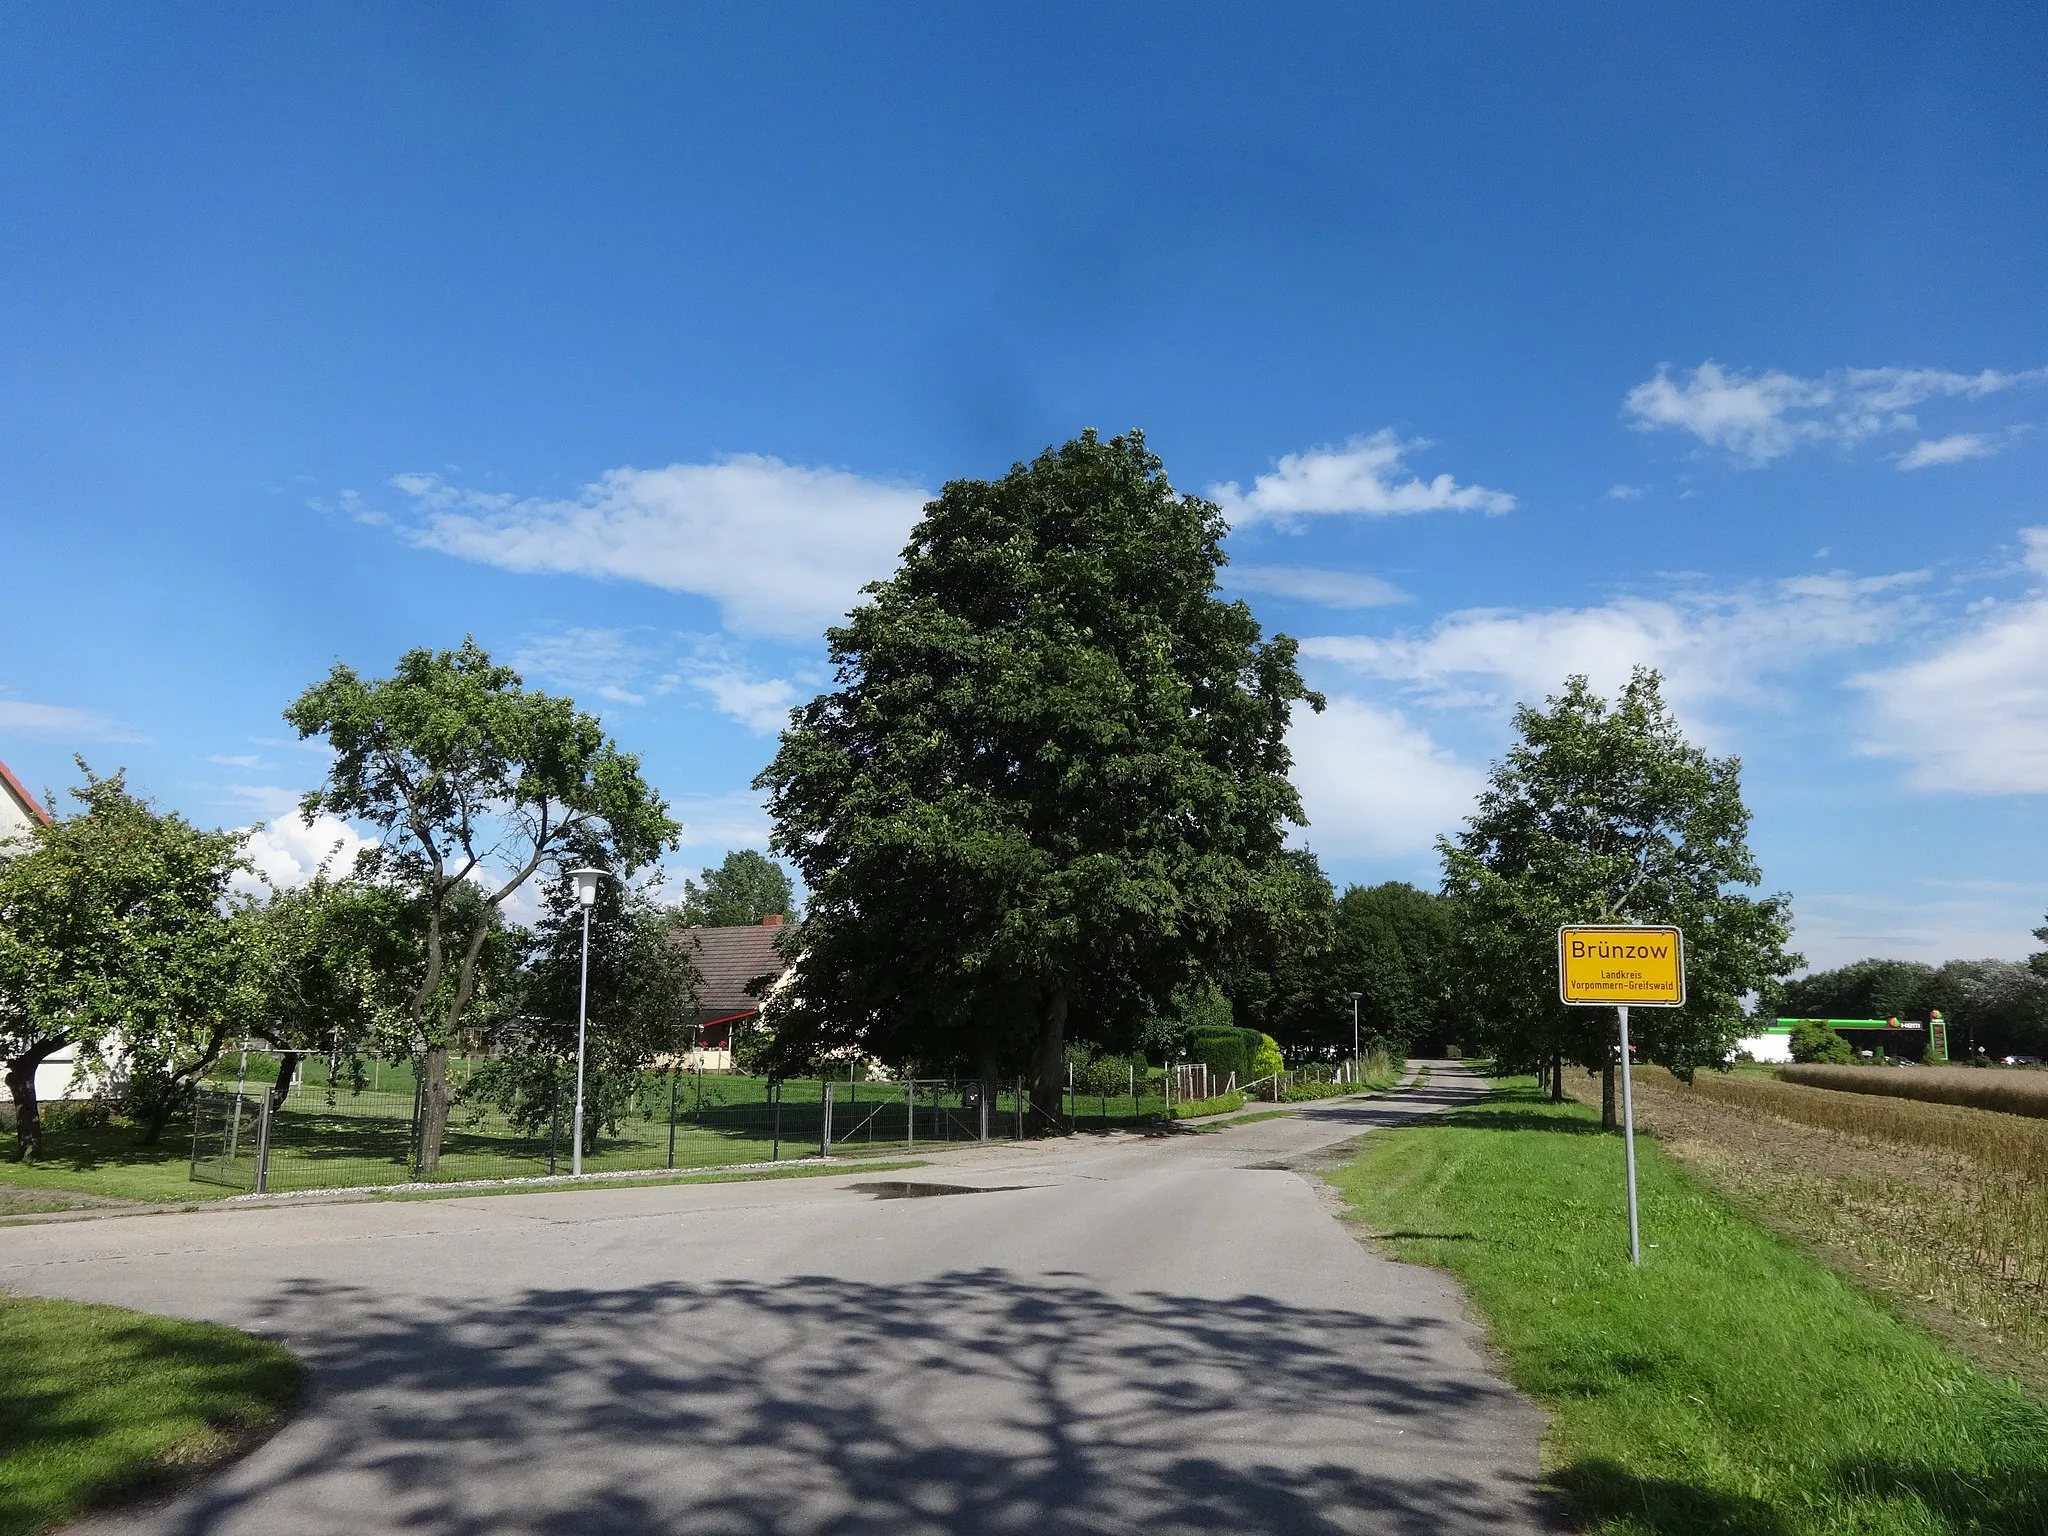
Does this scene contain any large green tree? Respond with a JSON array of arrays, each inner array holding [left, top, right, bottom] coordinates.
[[757, 429, 1322, 1117], [463, 860, 698, 1153], [0, 766, 252, 1157], [1441, 669, 1798, 1121], [680, 849, 796, 927], [285, 639, 678, 1173], [1785, 956, 2048, 1060]]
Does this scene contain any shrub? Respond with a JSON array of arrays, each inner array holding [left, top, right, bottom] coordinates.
[[1168, 1090, 1245, 1119], [1788, 1020, 1852, 1065], [1249, 1033, 1283, 1081], [1281, 1081, 1351, 1102], [1188, 1025, 1264, 1083]]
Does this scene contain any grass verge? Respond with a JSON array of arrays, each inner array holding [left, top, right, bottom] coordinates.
[[0, 1294, 300, 1536], [1325, 1081, 2048, 1535], [368, 1158, 926, 1202]]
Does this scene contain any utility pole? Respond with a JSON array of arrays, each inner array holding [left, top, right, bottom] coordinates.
[[568, 867, 608, 1176]]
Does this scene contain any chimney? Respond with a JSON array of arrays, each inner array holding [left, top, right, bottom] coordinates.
[[761, 913, 784, 927]]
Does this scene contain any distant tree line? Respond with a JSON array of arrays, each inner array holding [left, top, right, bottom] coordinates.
[[1782, 956, 2048, 1061]]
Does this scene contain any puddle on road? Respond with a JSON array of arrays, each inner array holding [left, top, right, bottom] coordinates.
[[847, 1181, 1030, 1200]]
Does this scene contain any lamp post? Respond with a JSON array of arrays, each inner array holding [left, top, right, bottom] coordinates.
[[1348, 991, 1361, 1069], [568, 867, 608, 1175]]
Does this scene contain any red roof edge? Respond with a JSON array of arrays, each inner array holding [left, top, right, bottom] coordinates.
[[0, 758, 52, 826]]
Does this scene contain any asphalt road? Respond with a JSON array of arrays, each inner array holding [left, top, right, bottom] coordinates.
[[7, 1062, 1548, 1536]]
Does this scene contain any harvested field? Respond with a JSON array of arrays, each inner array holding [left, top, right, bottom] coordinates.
[[1781, 1061, 2048, 1118], [1557, 1067, 2048, 1394]]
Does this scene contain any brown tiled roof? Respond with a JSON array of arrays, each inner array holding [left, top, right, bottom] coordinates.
[[682, 923, 789, 1023]]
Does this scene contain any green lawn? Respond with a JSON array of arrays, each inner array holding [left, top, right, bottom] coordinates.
[[1326, 1081, 2048, 1535], [0, 1294, 300, 1536], [1, 1115, 218, 1203]]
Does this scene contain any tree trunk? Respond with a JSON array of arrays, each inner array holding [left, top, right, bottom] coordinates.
[[1601, 1060, 1617, 1130], [1551, 1049, 1563, 1104], [5, 1042, 61, 1162], [270, 1051, 303, 1112], [416, 1043, 452, 1175], [1029, 988, 1068, 1130]]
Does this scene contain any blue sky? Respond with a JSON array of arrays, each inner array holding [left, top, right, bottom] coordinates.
[[3, 3, 2045, 966]]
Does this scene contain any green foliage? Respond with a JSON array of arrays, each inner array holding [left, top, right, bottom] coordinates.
[[1167, 1089, 1245, 1119], [1788, 1019, 1854, 1064], [285, 638, 678, 1171], [462, 863, 698, 1151], [0, 1294, 300, 1535], [1248, 1032, 1283, 1080], [1441, 669, 1798, 1081], [680, 849, 796, 927], [757, 430, 1321, 1112], [1188, 1023, 1265, 1082], [1330, 1084, 2048, 1536], [235, 868, 418, 1103], [0, 764, 251, 1157], [1222, 856, 1460, 1064]]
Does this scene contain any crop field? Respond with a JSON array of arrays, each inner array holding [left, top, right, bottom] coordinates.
[[1563, 1067, 2048, 1393], [1779, 1062, 2048, 1119]]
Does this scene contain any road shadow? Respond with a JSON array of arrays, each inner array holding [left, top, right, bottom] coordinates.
[[99, 1267, 1549, 1536], [1550, 1459, 1785, 1535], [1832, 1457, 2048, 1532]]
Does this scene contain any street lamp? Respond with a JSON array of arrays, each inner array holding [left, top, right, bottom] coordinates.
[[1348, 991, 1362, 1067], [568, 866, 608, 1175]]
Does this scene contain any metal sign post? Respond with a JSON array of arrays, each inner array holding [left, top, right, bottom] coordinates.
[[1559, 925, 1685, 1268]]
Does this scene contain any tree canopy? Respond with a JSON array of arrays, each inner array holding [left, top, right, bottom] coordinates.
[[681, 849, 795, 927], [757, 429, 1321, 1114], [1441, 669, 1798, 1107], [0, 765, 250, 1157], [285, 638, 678, 1172]]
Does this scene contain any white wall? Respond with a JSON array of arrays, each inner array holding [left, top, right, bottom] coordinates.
[[1734, 1033, 1793, 1064]]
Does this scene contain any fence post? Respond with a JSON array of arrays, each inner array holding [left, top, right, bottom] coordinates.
[[978, 1080, 990, 1141], [1015, 1075, 1024, 1139], [772, 1080, 782, 1161], [906, 1081, 915, 1151], [188, 1086, 203, 1183], [822, 1081, 834, 1158], [548, 1065, 561, 1178], [667, 1069, 679, 1169], [253, 1092, 274, 1195], [409, 1071, 425, 1182]]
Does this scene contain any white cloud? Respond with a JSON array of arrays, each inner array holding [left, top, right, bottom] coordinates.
[[1221, 564, 1408, 608], [0, 698, 140, 741], [670, 791, 774, 851], [1286, 696, 1487, 858], [1625, 361, 2045, 466], [227, 785, 378, 896], [685, 665, 798, 734], [391, 457, 930, 639], [208, 753, 273, 769], [511, 626, 665, 706], [1210, 431, 1515, 526], [1898, 433, 1995, 470], [1854, 527, 2048, 794], [1607, 483, 1645, 501], [1304, 571, 1925, 723]]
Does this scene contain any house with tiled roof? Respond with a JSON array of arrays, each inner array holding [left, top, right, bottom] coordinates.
[[0, 755, 52, 850], [677, 915, 791, 1069]]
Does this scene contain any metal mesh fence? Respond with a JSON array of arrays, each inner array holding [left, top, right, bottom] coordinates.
[[190, 1059, 1189, 1193], [189, 1088, 260, 1190]]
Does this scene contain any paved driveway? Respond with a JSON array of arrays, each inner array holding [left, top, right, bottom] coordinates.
[[7, 1063, 1547, 1535]]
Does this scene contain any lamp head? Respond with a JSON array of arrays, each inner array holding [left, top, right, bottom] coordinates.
[[568, 867, 607, 907]]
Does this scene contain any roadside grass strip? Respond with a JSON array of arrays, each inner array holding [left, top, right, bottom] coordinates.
[[1326, 1082, 2048, 1536], [0, 1295, 299, 1536]]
